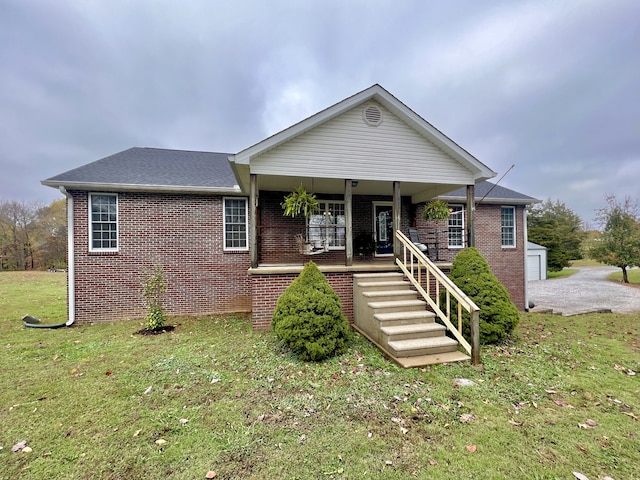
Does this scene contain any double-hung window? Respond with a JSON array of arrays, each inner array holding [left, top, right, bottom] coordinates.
[[89, 193, 118, 252], [307, 200, 345, 249], [224, 197, 248, 251], [448, 205, 464, 248], [501, 206, 516, 247]]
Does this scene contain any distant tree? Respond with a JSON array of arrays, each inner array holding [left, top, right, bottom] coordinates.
[[33, 199, 67, 269], [527, 199, 585, 271], [0, 200, 38, 270], [591, 195, 640, 283]]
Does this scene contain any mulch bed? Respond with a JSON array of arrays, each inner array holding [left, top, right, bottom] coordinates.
[[134, 325, 177, 336]]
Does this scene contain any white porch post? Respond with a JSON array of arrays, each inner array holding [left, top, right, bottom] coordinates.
[[393, 181, 401, 258], [250, 173, 258, 268], [345, 179, 353, 266]]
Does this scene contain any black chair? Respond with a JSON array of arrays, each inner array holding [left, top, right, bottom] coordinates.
[[408, 228, 429, 256]]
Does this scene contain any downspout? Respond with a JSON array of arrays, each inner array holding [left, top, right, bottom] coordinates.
[[61, 186, 75, 325], [523, 206, 530, 311]]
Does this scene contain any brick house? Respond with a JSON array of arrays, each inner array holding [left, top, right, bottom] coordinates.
[[43, 85, 537, 338]]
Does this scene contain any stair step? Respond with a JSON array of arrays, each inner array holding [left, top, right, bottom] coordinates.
[[368, 299, 426, 313], [380, 322, 446, 340], [374, 310, 435, 323], [387, 336, 459, 357], [357, 280, 410, 290], [362, 290, 417, 303], [353, 272, 404, 280], [394, 351, 471, 368]]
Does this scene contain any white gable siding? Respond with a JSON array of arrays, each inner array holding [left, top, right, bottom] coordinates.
[[251, 102, 474, 184]]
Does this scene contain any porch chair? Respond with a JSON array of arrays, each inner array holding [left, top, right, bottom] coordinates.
[[295, 233, 326, 255], [408, 228, 430, 256]]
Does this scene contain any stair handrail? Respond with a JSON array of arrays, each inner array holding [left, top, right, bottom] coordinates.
[[395, 230, 481, 365]]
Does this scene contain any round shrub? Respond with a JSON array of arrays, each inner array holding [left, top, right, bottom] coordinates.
[[272, 261, 351, 361], [446, 247, 519, 344]]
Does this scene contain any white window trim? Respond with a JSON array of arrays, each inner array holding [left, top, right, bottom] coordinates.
[[448, 204, 465, 249], [308, 200, 346, 250], [223, 197, 249, 251], [501, 205, 516, 248], [88, 192, 119, 252]]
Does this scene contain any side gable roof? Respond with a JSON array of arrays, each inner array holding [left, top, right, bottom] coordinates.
[[231, 84, 496, 182], [42, 147, 240, 194], [438, 181, 539, 205]]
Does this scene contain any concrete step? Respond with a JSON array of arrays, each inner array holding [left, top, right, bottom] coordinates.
[[362, 289, 417, 303], [356, 280, 411, 291], [367, 299, 426, 314], [387, 336, 459, 357], [374, 310, 435, 325], [380, 322, 446, 341], [353, 272, 404, 280], [394, 351, 471, 368]]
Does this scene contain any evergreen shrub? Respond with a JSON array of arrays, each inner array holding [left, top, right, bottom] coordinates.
[[446, 248, 519, 344], [272, 261, 351, 361]]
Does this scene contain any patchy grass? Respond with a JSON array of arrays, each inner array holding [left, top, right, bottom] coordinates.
[[1, 275, 639, 479], [570, 259, 604, 267], [607, 267, 640, 286], [547, 268, 579, 279], [0, 272, 67, 324]]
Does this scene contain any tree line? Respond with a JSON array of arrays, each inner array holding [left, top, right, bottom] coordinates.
[[528, 194, 640, 283], [0, 199, 67, 271]]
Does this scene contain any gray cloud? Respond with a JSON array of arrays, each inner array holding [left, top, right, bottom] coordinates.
[[1, 0, 638, 224]]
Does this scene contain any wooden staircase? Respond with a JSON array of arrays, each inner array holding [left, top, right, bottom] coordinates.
[[353, 272, 471, 368]]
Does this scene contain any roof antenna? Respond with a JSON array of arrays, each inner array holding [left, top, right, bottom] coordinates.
[[477, 164, 515, 206]]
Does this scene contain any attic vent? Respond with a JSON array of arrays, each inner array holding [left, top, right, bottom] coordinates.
[[363, 105, 382, 126]]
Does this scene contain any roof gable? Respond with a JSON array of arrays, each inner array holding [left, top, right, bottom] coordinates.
[[231, 84, 496, 182]]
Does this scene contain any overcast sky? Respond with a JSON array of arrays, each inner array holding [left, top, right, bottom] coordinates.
[[1, 0, 638, 225]]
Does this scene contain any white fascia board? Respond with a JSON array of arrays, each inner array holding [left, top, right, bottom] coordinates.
[[40, 180, 242, 195]]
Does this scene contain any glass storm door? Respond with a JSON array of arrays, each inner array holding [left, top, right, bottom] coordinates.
[[373, 203, 393, 255]]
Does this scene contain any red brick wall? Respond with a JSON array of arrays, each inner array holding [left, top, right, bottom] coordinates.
[[70, 191, 252, 323], [415, 203, 527, 309], [251, 271, 354, 331]]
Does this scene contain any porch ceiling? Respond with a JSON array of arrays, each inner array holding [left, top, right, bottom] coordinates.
[[256, 174, 467, 203]]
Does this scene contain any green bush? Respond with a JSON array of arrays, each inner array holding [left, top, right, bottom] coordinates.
[[272, 261, 351, 361], [446, 248, 519, 344], [142, 265, 167, 331]]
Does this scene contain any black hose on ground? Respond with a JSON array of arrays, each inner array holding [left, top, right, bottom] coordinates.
[[22, 314, 67, 329]]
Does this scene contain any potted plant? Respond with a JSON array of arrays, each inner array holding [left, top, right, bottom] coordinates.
[[281, 185, 320, 218], [422, 199, 451, 221]]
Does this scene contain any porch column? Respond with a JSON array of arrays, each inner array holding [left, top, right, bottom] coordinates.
[[393, 181, 401, 258], [466, 184, 475, 248], [250, 173, 258, 268], [344, 179, 353, 266]]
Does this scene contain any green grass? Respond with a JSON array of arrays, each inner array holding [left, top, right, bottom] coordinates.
[[1, 273, 639, 479], [0, 272, 67, 323], [570, 259, 604, 267], [546, 268, 579, 279], [607, 267, 640, 285]]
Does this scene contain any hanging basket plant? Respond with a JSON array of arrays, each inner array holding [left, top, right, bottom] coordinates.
[[422, 199, 451, 221], [281, 185, 320, 218]]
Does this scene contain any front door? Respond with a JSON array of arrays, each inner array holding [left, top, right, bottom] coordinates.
[[373, 202, 393, 256]]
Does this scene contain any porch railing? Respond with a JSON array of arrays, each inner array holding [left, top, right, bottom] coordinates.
[[395, 230, 481, 365]]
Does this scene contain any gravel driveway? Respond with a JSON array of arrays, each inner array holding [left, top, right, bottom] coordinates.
[[527, 266, 640, 316]]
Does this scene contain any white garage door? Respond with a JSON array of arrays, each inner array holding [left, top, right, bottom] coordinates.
[[527, 254, 541, 281]]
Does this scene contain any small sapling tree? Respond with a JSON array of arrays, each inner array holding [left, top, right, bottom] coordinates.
[[142, 265, 167, 331]]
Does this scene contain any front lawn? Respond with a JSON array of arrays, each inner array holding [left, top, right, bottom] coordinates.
[[0, 273, 638, 479]]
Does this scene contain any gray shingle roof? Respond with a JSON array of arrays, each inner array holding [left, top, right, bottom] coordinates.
[[42, 147, 239, 192], [439, 181, 538, 204]]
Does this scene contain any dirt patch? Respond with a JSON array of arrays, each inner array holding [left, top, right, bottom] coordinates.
[[134, 325, 177, 335]]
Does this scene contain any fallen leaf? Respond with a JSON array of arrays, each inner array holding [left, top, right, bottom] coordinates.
[[385, 460, 393, 466], [21, 446, 33, 454], [105, 371, 112, 376], [179, 418, 189, 425], [545, 389, 557, 394], [508, 420, 523, 426], [205, 471, 217, 479], [572, 472, 590, 480], [11, 440, 27, 452], [623, 412, 638, 420], [144, 386, 152, 395], [585, 419, 597, 427], [465, 445, 477, 453], [133, 429, 141, 437], [577, 444, 588, 454], [429, 459, 438, 466], [554, 400, 574, 408], [155, 439, 167, 446], [460, 413, 478, 423]]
